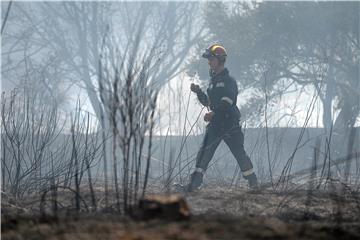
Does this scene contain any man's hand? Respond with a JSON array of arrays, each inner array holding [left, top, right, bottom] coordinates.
[[190, 83, 200, 93], [204, 112, 214, 122]]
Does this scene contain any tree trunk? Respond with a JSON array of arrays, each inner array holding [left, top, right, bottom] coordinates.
[[333, 68, 360, 158], [322, 67, 336, 132]]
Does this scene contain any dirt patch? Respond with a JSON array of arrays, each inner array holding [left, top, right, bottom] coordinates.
[[2, 185, 360, 240]]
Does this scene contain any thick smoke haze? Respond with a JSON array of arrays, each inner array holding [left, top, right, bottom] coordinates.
[[1, 2, 360, 239]]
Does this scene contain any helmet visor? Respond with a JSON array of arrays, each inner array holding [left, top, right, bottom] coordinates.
[[202, 49, 213, 59]]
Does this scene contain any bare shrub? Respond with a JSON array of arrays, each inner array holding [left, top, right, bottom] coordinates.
[[98, 21, 159, 214], [1, 86, 103, 211], [1, 87, 63, 199]]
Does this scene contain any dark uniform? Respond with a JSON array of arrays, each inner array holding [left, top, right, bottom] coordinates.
[[187, 68, 258, 191]]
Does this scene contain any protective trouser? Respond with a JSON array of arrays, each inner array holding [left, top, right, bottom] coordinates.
[[188, 122, 256, 191]]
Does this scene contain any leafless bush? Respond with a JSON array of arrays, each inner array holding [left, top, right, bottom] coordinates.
[[1, 86, 103, 209], [1, 87, 62, 199], [38, 105, 103, 216], [98, 22, 159, 214]]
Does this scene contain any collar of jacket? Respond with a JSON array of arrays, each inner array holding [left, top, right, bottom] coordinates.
[[211, 68, 229, 82]]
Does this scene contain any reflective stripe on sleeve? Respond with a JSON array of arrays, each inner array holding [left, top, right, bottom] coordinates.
[[242, 168, 254, 177], [221, 96, 233, 105], [216, 82, 225, 87], [195, 167, 205, 174]]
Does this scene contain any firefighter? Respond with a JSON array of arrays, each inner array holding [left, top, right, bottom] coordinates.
[[186, 43, 258, 191]]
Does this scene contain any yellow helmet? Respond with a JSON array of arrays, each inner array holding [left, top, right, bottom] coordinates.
[[202, 44, 227, 62]]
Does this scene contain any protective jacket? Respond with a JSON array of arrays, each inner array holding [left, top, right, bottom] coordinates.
[[196, 68, 241, 127]]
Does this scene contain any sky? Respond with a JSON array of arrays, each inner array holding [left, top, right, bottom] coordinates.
[[71, 71, 338, 136], [1, 1, 358, 135]]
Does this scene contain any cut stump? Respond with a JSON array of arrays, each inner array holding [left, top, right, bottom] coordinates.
[[137, 194, 190, 221]]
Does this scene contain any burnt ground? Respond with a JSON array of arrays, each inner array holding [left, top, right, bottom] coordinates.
[[2, 183, 360, 240]]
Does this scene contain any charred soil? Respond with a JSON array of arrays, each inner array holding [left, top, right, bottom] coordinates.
[[2, 184, 360, 240]]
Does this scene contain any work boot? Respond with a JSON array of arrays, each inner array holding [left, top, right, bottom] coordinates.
[[244, 173, 258, 190], [186, 171, 204, 192], [173, 172, 203, 193]]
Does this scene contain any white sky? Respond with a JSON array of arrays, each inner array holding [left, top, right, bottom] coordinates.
[[40, 67, 359, 136], [154, 74, 328, 136]]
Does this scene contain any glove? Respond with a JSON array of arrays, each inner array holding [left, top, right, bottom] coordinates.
[[204, 112, 214, 122], [190, 83, 200, 93]]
